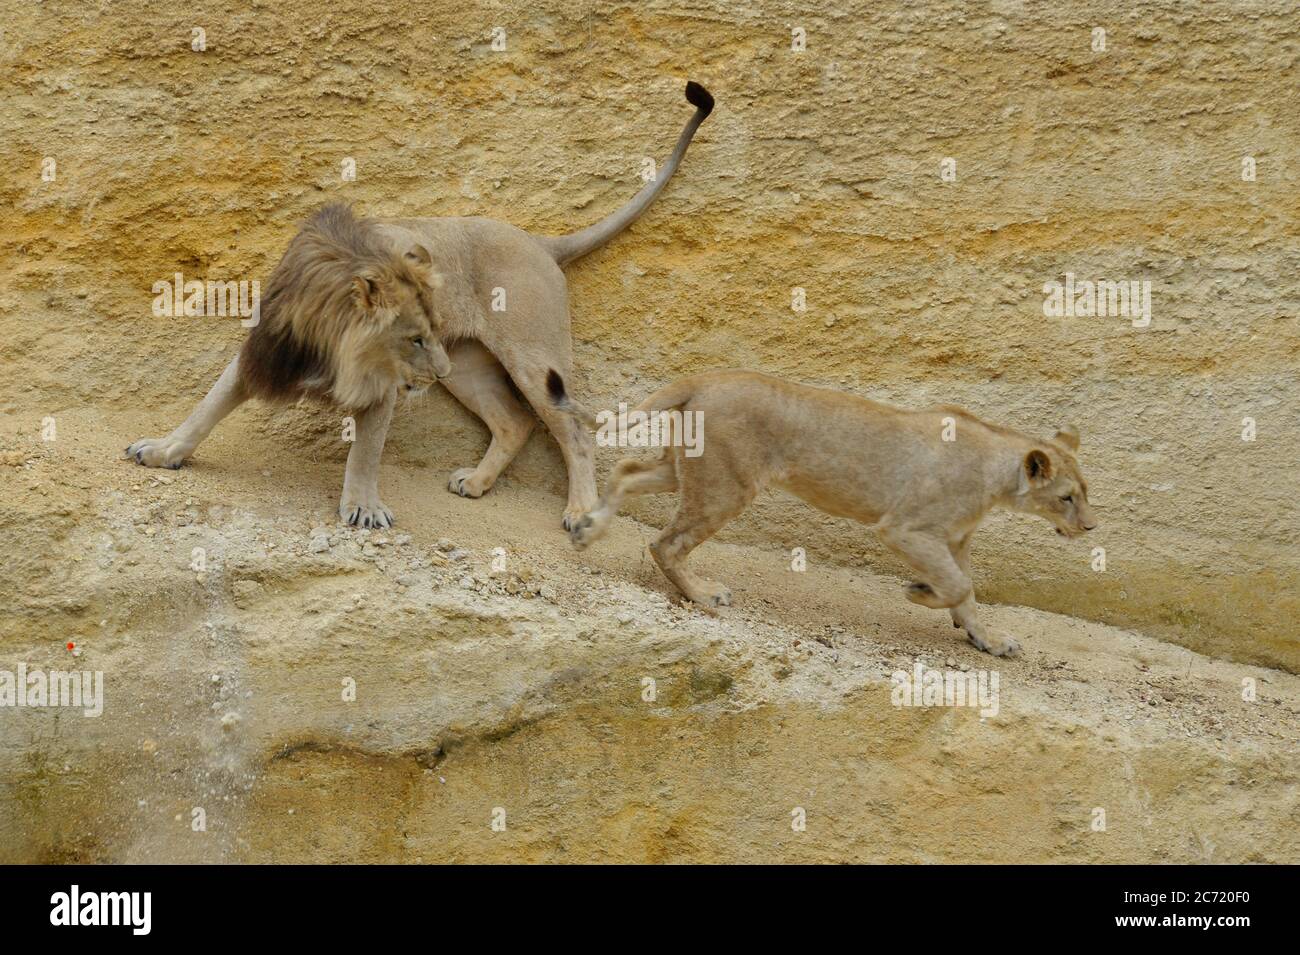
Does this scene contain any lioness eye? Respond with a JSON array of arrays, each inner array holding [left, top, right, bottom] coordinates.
[[1061, 494, 1073, 503], [412, 337, 425, 348]]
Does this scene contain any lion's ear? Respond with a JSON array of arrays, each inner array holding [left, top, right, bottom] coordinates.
[[352, 271, 386, 312], [1053, 425, 1080, 451], [1024, 448, 1053, 484], [404, 245, 445, 290], [404, 244, 432, 268]]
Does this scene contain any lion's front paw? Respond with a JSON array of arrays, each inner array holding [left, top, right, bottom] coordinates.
[[568, 508, 612, 550], [447, 467, 490, 499], [966, 629, 1021, 657], [339, 494, 394, 529], [125, 437, 189, 470]]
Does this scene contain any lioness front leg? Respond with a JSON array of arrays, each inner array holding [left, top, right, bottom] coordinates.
[[339, 388, 397, 529], [878, 526, 1020, 657], [948, 532, 1020, 657], [126, 355, 248, 469]]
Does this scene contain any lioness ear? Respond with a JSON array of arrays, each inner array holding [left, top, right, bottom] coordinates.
[[1024, 449, 1053, 483], [1054, 425, 1080, 451]]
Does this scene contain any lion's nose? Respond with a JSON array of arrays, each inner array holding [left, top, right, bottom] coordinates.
[[1082, 521, 1097, 531]]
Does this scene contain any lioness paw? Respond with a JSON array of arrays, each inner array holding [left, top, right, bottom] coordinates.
[[561, 506, 588, 533], [569, 513, 596, 550], [686, 580, 732, 610], [125, 438, 188, 470], [904, 581, 946, 609], [966, 629, 1020, 657], [568, 507, 612, 550], [339, 496, 394, 529]]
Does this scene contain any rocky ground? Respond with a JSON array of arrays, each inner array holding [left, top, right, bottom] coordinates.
[[1, 410, 1296, 863]]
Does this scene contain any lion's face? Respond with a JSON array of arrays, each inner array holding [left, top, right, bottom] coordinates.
[[239, 205, 458, 411], [333, 248, 452, 407], [367, 258, 453, 396], [1015, 428, 1098, 538]]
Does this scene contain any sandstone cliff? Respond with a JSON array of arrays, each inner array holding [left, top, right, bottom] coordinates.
[[1, 0, 1296, 862]]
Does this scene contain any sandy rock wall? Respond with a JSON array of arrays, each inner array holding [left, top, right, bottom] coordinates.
[[2, 0, 1297, 676]]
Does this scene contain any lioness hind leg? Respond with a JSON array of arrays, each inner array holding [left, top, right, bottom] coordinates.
[[439, 340, 536, 499], [571, 453, 678, 550], [126, 355, 247, 469], [649, 453, 758, 610]]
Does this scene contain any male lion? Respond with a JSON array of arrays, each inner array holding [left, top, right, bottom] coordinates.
[[126, 81, 715, 530], [549, 369, 1098, 657]]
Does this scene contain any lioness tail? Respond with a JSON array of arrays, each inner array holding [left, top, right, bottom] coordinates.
[[547, 372, 697, 431]]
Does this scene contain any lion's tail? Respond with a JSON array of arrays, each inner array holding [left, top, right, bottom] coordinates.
[[539, 81, 714, 267]]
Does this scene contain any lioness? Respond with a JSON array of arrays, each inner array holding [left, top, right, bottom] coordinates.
[[126, 82, 715, 530], [549, 369, 1097, 656]]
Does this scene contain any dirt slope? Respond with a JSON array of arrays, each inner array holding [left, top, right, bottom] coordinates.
[[1, 412, 1295, 863]]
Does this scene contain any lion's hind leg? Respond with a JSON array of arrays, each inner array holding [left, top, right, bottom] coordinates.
[[439, 340, 536, 499], [571, 452, 678, 550]]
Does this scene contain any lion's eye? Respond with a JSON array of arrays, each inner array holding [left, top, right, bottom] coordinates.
[[411, 337, 425, 349], [1061, 494, 1073, 503]]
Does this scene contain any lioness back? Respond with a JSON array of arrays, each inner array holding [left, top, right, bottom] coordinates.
[[659, 371, 1020, 524]]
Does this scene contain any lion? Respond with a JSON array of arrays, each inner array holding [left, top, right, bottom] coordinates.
[[126, 81, 715, 530], [548, 369, 1098, 657]]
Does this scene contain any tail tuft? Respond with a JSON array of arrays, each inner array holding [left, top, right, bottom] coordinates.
[[685, 81, 714, 119], [546, 369, 599, 430], [546, 369, 567, 405]]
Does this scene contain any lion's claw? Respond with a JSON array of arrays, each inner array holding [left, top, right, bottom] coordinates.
[[340, 500, 394, 529]]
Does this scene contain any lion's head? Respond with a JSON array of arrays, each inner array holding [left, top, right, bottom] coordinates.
[[1013, 426, 1098, 538], [238, 203, 452, 410]]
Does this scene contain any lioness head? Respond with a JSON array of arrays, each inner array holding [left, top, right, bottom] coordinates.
[[239, 203, 452, 410], [1015, 426, 1098, 538]]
